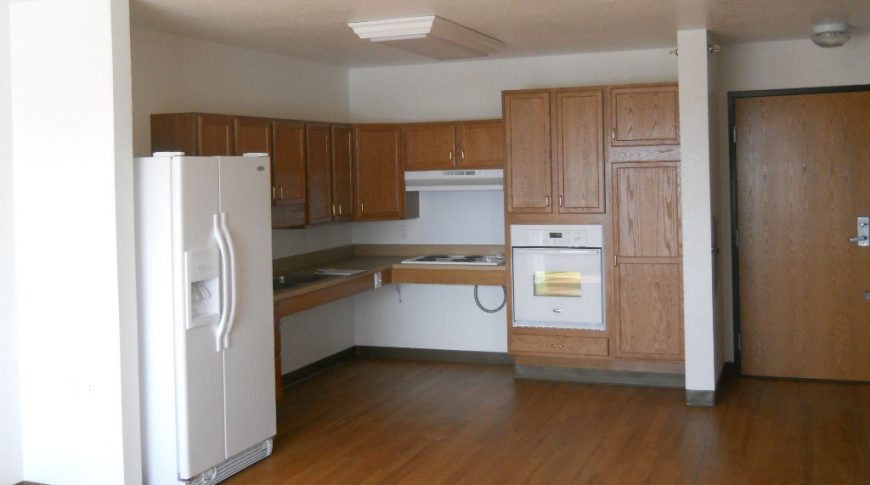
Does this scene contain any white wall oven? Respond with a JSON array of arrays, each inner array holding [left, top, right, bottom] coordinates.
[[510, 225, 604, 331]]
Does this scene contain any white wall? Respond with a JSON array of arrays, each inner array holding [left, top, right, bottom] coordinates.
[[0, 1, 22, 483], [279, 302, 355, 373], [713, 35, 870, 362], [677, 30, 717, 393], [10, 0, 140, 483]]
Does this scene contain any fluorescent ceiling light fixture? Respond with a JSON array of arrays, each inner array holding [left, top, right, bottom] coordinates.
[[348, 16, 503, 60], [811, 22, 850, 48]]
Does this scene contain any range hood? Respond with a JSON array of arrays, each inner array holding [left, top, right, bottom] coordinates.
[[404, 169, 503, 191]]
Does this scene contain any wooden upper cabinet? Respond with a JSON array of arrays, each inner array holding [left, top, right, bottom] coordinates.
[[456, 120, 504, 169], [150, 113, 233, 156], [402, 123, 456, 170], [503, 91, 552, 213], [331, 125, 353, 221], [197, 114, 234, 156], [354, 124, 404, 221], [305, 124, 332, 225], [614, 163, 681, 258], [271, 120, 306, 228], [554, 89, 605, 213], [610, 84, 679, 146], [233, 117, 272, 156]]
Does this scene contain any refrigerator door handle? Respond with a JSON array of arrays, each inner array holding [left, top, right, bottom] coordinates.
[[220, 212, 239, 349], [213, 214, 231, 352]]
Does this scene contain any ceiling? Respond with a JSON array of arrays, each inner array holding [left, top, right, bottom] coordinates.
[[130, 0, 870, 67]]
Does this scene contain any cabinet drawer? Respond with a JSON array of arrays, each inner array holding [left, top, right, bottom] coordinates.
[[511, 334, 609, 357]]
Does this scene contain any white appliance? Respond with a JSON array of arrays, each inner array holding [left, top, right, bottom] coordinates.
[[135, 154, 276, 484], [400, 254, 504, 266], [510, 225, 604, 330], [404, 169, 503, 191]]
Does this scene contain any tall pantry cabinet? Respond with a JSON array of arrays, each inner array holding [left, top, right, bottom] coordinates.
[[503, 82, 683, 369]]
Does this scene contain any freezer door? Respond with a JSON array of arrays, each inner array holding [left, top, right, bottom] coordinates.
[[217, 156, 277, 458], [172, 157, 227, 478]]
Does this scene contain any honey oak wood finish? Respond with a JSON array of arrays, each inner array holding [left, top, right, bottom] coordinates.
[[735, 91, 870, 381], [503, 91, 552, 213], [196, 113, 234, 156], [232, 116, 272, 156], [612, 162, 683, 360], [402, 122, 457, 170], [271, 120, 307, 228], [391, 265, 506, 286], [353, 124, 405, 221], [150, 112, 234, 156], [305, 123, 332, 225], [610, 84, 680, 146], [330, 125, 353, 221], [554, 88, 606, 214], [456, 120, 505, 169], [225, 361, 870, 484], [511, 334, 609, 357]]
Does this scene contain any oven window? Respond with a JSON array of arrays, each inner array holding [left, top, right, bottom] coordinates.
[[533, 271, 581, 297]]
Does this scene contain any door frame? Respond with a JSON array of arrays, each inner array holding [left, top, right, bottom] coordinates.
[[727, 83, 870, 375]]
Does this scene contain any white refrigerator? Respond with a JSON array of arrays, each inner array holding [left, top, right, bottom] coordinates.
[[135, 154, 276, 484]]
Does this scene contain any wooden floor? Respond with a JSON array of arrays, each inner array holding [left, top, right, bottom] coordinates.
[[225, 359, 869, 484]]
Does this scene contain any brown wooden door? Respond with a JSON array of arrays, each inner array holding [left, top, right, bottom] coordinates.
[[331, 125, 353, 221], [554, 89, 605, 213], [233, 117, 272, 156], [456, 120, 504, 169], [354, 124, 404, 221], [197, 114, 234, 156], [305, 124, 332, 225], [735, 91, 870, 381], [271, 120, 306, 228], [610, 85, 679, 146], [613, 162, 683, 360], [402, 123, 456, 170], [504, 91, 552, 213]]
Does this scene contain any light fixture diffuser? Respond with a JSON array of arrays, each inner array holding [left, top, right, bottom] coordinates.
[[348, 16, 503, 60], [811, 22, 850, 48]]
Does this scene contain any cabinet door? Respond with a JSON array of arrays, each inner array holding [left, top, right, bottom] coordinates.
[[503, 91, 552, 213], [271, 121, 306, 228], [305, 124, 332, 225], [402, 123, 456, 170], [610, 85, 679, 146], [233, 117, 272, 156], [151, 113, 197, 155], [331, 125, 353, 221], [197, 114, 234, 156], [354, 125, 404, 221], [616, 263, 683, 359], [554, 89, 604, 213], [614, 164, 681, 258], [456, 120, 504, 169]]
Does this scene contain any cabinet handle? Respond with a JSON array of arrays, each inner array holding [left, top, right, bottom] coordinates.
[[271, 186, 276, 201], [611, 128, 616, 140], [360, 202, 364, 213], [338, 203, 342, 215], [545, 195, 550, 206], [331, 204, 336, 217], [449, 151, 453, 161], [550, 343, 564, 349], [280, 186, 284, 200], [461, 150, 465, 160], [558, 195, 563, 207]]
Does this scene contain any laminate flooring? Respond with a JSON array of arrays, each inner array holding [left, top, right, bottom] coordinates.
[[224, 359, 869, 484]]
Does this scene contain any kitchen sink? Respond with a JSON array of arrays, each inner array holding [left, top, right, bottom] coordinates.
[[273, 273, 328, 291]]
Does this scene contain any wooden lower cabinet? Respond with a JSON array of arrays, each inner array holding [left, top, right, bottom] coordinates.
[[615, 263, 683, 359], [512, 334, 609, 357]]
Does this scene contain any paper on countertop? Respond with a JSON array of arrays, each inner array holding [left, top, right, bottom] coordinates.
[[315, 268, 367, 276]]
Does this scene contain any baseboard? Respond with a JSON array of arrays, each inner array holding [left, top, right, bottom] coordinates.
[[355, 345, 514, 366], [685, 389, 716, 407], [515, 364, 685, 388], [281, 347, 356, 387]]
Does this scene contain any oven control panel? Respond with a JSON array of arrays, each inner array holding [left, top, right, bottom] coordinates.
[[510, 224, 603, 248]]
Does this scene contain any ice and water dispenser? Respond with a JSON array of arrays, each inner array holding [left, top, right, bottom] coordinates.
[[185, 247, 221, 329]]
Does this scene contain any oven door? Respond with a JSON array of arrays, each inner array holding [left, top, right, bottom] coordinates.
[[511, 247, 603, 330]]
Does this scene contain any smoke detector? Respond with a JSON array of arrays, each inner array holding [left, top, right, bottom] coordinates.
[[811, 22, 850, 48]]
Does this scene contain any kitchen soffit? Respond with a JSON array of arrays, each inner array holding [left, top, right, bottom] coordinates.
[[131, 0, 870, 67]]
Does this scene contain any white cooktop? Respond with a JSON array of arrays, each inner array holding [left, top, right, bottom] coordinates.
[[400, 254, 504, 266]]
